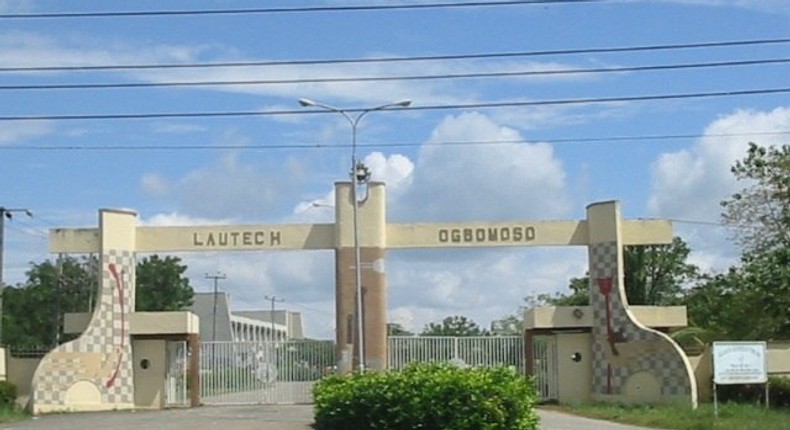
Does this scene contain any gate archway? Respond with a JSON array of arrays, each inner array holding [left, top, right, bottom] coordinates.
[[34, 181, 697, 412]]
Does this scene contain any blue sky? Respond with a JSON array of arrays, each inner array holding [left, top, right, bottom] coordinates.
[[1, 0, 789, 338]]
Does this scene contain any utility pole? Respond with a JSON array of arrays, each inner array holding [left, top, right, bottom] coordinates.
[[0, 207, 33, 345], [264, 295, 284, 341], [204, 272, 226, 342]]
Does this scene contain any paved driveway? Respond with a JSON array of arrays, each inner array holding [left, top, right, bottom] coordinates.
[[0, 406, 656, 430]]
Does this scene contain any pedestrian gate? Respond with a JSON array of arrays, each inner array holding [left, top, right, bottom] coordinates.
[[532, 335, 559, 401], [165, 340, 189, 407]]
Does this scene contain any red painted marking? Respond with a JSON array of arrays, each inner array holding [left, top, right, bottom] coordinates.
[[105, 263, 126, 389], [597, 277, 616, 394]]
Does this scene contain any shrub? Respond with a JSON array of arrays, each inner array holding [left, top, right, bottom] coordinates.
[[716, 376, 790, 409], [313, 363, 539, 430], [0, 381, 17, 407]]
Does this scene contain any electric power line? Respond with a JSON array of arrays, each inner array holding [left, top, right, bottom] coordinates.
[[1, 87, 788, 122], [668, 219, 729, 227], [2, 38, 788, 73], [1, 130, 786, 152], [3, 57, 787, 91], [0, 1, 603, 20]]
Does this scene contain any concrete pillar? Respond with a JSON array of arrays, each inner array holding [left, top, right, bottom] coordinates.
[[31, 209, 137, 414], [334, 182, 387, 371], [586, 201, 697, 407]]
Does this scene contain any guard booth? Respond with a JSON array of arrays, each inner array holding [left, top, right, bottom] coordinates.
[[525, 306, 689, 404], [64, 311, 201, 409]]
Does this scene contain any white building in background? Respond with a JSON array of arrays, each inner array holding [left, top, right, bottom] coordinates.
[[188, 292, 304, 342]]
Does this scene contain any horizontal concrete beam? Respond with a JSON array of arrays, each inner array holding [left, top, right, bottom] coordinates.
[[50, 219, 671, 253], [387, 219, 672, 249]]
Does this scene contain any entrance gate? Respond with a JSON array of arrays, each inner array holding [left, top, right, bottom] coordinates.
[[36, 188, 698, 413], [199, 340, 334, 405]]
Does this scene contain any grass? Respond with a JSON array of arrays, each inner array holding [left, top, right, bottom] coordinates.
[[546, 402, 790, 430], [0, 404, 29, 424]]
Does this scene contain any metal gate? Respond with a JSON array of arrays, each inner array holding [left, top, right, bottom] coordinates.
[[532, 335, 559, 402], [388, 336, 525, 374], [165, 340, 189, 407], [200, 340, 334, 405]]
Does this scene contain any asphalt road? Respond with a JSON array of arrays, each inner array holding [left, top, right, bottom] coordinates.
[[0, 405, 658, 430]]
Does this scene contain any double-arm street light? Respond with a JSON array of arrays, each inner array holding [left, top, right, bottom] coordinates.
[[298, 98, 410, 372]]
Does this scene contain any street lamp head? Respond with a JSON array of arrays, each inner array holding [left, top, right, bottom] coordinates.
[[354, 162, 372, 184], [298, 98, 316, 107], [393, 99, 412, 108]]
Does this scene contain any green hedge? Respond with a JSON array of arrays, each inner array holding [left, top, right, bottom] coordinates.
[[313, 363, 539, 430], [0, 381, 17, 407], [717, 376, 790, 409]]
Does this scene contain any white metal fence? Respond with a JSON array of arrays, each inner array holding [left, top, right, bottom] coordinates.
[[388, 336, 525, 374], [199, 340, 334, 405]]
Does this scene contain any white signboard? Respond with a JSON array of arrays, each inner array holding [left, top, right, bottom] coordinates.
[[712, 341, 767, 385]]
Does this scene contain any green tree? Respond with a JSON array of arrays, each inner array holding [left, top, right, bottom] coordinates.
[[2, 256, 97, 348], [721, 142, 790, 252], [684, 143, 790, 341], [2, 254, 193, 348], [421, 315, 488, 336], [490, 314, 524, 335], [536, 237, 697, 307], [685, 245, 789, 340], [545, 276, 589, 306], [623, 237, 698, 305], [387, 323, 414, 336], [135, 255, 194, 312]]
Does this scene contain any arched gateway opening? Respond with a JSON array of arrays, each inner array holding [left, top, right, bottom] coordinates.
[[31, 181, 697, 413]]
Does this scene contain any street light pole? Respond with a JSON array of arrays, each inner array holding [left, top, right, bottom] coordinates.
[[298, 98, 410, 372], [205, 272, 227, 342], [264, 295, 284, 341], [0, 207, 33, 345]]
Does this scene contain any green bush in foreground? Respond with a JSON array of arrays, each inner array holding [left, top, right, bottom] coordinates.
[[0, 381, 17, 407], [313, 363, 539, 430]]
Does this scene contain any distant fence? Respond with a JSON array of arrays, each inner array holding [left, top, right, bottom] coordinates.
[[388, 336, 525, 373], [7, 345, 53, 358]]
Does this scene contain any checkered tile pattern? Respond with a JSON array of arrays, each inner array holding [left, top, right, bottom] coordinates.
[[32, 250, 135, 409], [588, 241, 692, 398]]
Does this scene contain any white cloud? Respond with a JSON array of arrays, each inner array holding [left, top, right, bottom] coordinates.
[[0, 1, 33, 13], [140, 173, 170, 197], [392, 112, 571, 221], [141, 146, 309, 220], [0, 120, 53, 144], [388, 247, 587, 334], [656, 0, 790, 13], [648, 106, 790, 270], [649, 107, 790, 220]]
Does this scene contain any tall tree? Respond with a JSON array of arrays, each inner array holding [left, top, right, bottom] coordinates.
[[538, 237, 697, 307], [721, 142, 790, 252], [685, 246, 790, 340], [623, 237, 698, 306], [685, 143, 790, 341], [135, 255, 194, 312], [2, 256, 97, 348], [387, 323, 414, 336], [421, 315, 487, 336], [2, 254, 194, 347], [489, 314, 523, 336]]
